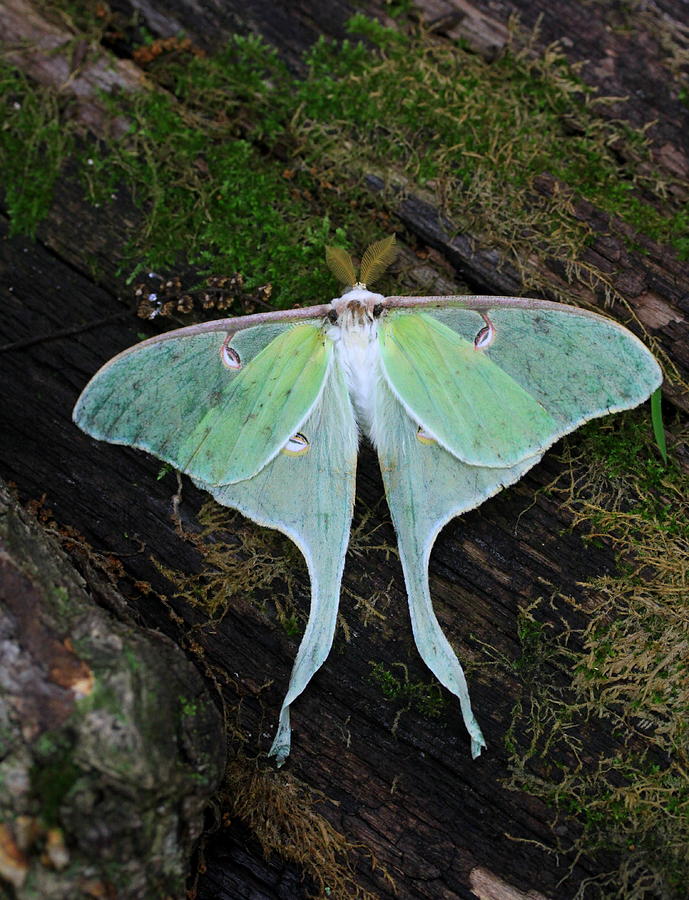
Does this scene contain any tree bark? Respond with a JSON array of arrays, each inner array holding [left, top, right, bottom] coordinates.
[[0, 481, 224, 898]]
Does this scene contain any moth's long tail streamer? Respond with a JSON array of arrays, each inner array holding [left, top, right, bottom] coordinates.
[[268, 567, 341, 765], [401, 554, 486, 758]]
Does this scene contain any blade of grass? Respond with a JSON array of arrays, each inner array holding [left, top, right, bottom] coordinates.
[[650, 387, 667, 464]]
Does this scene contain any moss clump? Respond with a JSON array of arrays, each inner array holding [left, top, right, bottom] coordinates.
[[91, 89, 355, 299], [221, 757, 393, 899], [369, 661, 447, 718], [297, 16, 687, 257], [502, 411, 689, 898], [117, 14, 688, 290], [83, 27, 400, 300], [0, 63, 76, 237]]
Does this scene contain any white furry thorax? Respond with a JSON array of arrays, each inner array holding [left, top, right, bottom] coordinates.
[[326, 288, 385, 442]]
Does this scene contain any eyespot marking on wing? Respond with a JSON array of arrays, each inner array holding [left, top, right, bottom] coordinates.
[[474, 313, 495, 351], [281, 433, 310, 456], [416, 425, 437, 445], [220, 336, 242, 370]]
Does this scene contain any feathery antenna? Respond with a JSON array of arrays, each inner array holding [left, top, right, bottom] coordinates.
[[325, 246, 357, 287], [359, 234, 397, 287]]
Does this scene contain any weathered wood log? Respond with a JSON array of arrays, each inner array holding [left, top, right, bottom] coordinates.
[[1, 1, 688, 898]]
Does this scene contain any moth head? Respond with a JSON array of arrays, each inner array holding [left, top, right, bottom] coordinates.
[[325, 235, 397, 293]]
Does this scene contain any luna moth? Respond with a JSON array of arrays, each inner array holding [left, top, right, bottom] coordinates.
[[73, 236, 662, 764]]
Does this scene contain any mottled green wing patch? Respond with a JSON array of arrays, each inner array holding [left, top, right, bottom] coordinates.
[[424, 306, 663, 428], [378, 312, 557, 468], [74, 322, 330, 485]]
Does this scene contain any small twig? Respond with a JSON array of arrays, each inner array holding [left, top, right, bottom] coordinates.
[[0, 312, 131, 352]]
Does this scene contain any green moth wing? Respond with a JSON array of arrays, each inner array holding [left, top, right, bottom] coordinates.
[[424, 303, 663, 424], [379, 302, 662, 469], [74, 321, 331, 485], [375, 377, 540, 758], [378, 312, 557, 467], [199, 359, 357, 765], [377, 298, 661, 755]]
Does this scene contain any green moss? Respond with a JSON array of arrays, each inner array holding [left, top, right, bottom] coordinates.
[[3, 12, 686, 319], [512, 607, 559, 676], [179, 696, 198, 717], [93, 92, 350, 298], [369, 661, 447, 718], [31, 738, 81, 827], [280, 614, 302, 638], [78, 30, 390, 300], [569, 412, 688, 538], [123, 647, 142, 672], [0, 63, 75, 236], [293, 17, 687, 260], [48, 584, 73, 623]]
